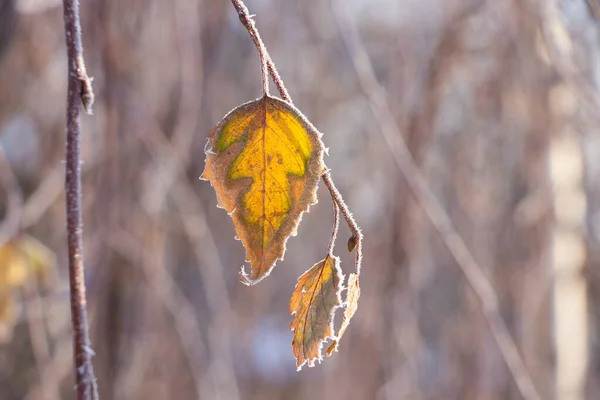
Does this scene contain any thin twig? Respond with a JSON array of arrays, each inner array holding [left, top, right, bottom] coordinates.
[[322, 173, 363, 275], [266, 58, 292, 103], [331, 2, 541, 400], [326, 195, 340, 257], [230, 0, 269, 96], [61, 0, 98, 399], [230, 0, 291, 102]]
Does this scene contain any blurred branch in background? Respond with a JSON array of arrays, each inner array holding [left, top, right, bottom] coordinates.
[[331, 2, 541, 400]]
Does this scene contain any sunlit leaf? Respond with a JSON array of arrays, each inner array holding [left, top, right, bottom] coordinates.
[[0, 235, 56, 342], [0, 235, 55, 287], [326, 273, 360, 356], [15, 235, 55, 284], [202, 95, 325, 284], [0, 243, 28, 287], [289, 254, 343, 369]]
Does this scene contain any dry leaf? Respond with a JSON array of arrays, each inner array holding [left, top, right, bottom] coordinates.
[[202, 95, 325, 284], [289, 254, 343, 369], [326, 273, 360, 356]]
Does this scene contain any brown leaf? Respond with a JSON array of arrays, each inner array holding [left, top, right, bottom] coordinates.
[[202, 95, 326, 284], [290, 254, 343, 369], [326, 273, 360, 356]]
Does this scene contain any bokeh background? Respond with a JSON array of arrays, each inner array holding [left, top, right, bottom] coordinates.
[[1, 0, 600, 399]]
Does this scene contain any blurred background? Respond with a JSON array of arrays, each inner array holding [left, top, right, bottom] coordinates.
[[0, 0, 599, 399]]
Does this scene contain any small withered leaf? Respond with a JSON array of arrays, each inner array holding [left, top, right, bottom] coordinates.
[[202, 95, 326, 284], [289, 254, 343, 369]]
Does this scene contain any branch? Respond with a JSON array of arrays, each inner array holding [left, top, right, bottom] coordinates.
[[61, 0, 98, 399], [322, 173, 363, 275], [326, 192, 340, 257]]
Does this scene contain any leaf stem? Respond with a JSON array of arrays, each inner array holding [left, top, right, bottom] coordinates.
[[322, 172, 363, 275], [230, 0, 292, 102], [230, 0, 270, 97], [266, 59, 291, 104], [61, 0, 98, 399], [326, 196, 340, 257]]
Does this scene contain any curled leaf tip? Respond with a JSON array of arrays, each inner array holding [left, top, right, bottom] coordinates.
[[239, 266, 259, 286]]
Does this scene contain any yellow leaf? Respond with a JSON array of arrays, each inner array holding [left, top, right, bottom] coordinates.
[[0, 235, 56, 289], [18, 235, 56, 285], [0, 242, 29, 288], [202, 95, 325, 284], [0, 235, 55, 342], [289, 254, 343, 369], [326, 273, 360, 356]]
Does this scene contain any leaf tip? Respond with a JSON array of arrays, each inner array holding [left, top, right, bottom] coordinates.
[[239, 267, 253, 286], [199, 169, 209, 181], [238, 265, 271, 286], [325, 341, 338, 356]]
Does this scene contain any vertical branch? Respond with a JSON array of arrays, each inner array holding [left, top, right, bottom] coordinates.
[[61, 0, 98, 399]]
